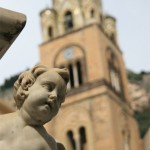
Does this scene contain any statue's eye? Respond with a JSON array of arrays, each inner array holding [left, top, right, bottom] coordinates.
[[42, 82, 55, 92], [47, 84, 53, 92]]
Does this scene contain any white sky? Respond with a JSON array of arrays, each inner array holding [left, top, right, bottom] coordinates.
[[0, 0, 150, 85]]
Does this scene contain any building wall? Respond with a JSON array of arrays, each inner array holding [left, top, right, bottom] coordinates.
[[0, 100, 15, 114], [143, 128, 150, 150], [44, 83, 142, 150], [39, 0, 142, 149], [40, 24, 130, 100]]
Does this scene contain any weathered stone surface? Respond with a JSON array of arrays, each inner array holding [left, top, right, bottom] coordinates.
[[0, 7, 26, 59], [0, 65, 69, 150]]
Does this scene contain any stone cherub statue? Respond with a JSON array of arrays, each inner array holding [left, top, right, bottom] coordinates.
[[0, 65, 69, 150]]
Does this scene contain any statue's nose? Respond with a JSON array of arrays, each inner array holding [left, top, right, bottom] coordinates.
[[49, 94, 57, 101], [49, 91, 57, 101]]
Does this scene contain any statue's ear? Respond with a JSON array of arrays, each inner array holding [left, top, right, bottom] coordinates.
[[57, 142, 66, 150]]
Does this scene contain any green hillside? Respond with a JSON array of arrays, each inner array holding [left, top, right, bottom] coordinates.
[[135, 109, 150, 138]]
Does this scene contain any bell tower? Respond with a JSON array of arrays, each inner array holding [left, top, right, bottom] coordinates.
[[39, 0, 142, 150], [40, 0, 103, 42]]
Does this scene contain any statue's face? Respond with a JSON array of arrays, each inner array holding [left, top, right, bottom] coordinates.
[[22, 70, 67, 125]]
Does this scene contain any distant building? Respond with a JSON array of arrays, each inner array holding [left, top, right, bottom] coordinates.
[[0, 88, 16, 113], [128, 73, 150, 150], [142, 73, 150, 93], [128, 80, 150, 112], [39, 0, 142, 150], [0, 100, 14, 114]]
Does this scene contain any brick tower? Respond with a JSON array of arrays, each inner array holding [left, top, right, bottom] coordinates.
[[39, 0, 142, 150]]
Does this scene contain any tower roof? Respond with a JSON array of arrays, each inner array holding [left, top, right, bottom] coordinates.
[[39, 7, 57, 16]]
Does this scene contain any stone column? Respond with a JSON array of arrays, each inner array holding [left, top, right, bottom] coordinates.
[[73, 63, 79, 88], [74, 131, 81, 150]]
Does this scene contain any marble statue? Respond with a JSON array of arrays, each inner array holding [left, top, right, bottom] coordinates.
[[0, 7, 26, 59], [0, 65, 69, 150]]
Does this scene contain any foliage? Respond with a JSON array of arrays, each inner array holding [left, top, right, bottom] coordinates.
[[0, 74, 19, 91], [134, 109, 150, 138], [127, 69, 150, 138], [127, 70, 143, 81]]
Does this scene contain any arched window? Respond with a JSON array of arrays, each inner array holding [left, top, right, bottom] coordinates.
[[48, 26, 53, 38], [90, 9, 95, 18], [64, 11, 74, 31], [108, 50, 122, 93], [55, 46, 85, 90], [110, 33, 116, 43], [66, 60, 84, 89], [67, 130, 76, 150], [100, 15, 103, 22], [79, 127, 87, 150], [76, 60, 83, 85], [68, 64, 75, 88], [122, 130, 130, 150], [66, 126, 88, 150]]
